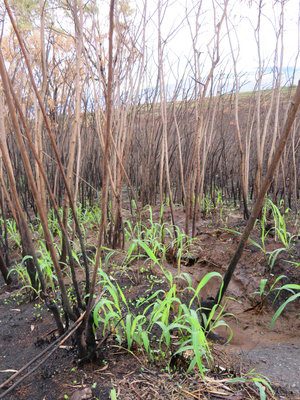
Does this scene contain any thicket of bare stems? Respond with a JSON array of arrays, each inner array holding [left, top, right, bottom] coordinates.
[[0, 0, 299, 359]]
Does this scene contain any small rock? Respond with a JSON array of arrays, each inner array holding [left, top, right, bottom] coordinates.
[[70, 387, 93, 400]]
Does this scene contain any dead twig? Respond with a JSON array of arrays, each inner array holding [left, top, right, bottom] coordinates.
[[0, 313, 85, 399]]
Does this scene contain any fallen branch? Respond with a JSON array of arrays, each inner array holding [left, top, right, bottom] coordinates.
[[0, 313, 85, 399]]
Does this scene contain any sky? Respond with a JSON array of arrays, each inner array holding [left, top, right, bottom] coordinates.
[[2, 0, 299, 96], [127, 0, 300, 93]]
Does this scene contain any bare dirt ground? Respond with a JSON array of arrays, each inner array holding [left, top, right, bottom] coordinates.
[[0, 208, 299, 399], [157, 207, 300, 398]]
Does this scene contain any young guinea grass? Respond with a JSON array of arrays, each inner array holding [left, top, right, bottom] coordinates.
[[254, 274, 287, 306], [201, 189, 226, 223], [93, 278, 214, 371], [93, 269, 130, 343], [167, 225, 194, 275], [228, 370, 274, 400], [254, 276, 300, 327], [271, 283, 300, 327], [223, 227, 267, 254], [47, 207, 63, 239], [46, 203, 102, 242], [216, 188, 225, 223], [187, 271, 223, 309], [7, 256, 43, 300], [124, 217, 167, 264], [77, 203, 102, 233], [37, 240, 59, 291], [93, 266, 229, 375], [225, 198, 295, 270], [124, 205, 194, 277], [6, 219, 22, 250], [109, 388, 118, 400], [94, 212, 228, 371], [259, 199, 270, 254], [266, 247, 287, 270], [284, 259, 300, 268], [144, 284, 181, 332], [261, 199, 297, 270], [93, 269, 152, 351], [170, 305, 212, 375], [182, 271, 233, 341], [124, 239, 180, 291], [201, 193, 215, 217], [8, 239, 60, 296], [266, 199, 296, 250], [8, 255, 33, 287]]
